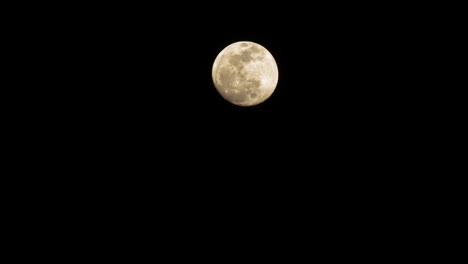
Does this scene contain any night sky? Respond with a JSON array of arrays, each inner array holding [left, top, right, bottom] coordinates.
[[21, 3, 434, 253]]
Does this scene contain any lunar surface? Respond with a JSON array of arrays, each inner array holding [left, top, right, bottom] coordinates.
[[212, 41, 278, 106]]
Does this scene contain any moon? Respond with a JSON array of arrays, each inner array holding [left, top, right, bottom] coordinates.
[[212, 41, 279, 106]]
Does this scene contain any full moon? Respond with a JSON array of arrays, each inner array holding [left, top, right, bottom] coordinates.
[[212, 41, 279, 106]]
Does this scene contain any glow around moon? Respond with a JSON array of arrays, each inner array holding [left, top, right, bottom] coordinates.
[[212, 41, 278, 106]]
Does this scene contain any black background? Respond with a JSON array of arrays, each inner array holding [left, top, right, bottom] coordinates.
[[3, 2, 451, 259], [20, 3, 434, 248]]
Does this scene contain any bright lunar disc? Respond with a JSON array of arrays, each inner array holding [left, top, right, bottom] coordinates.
[[212, 41, 279, 106]]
